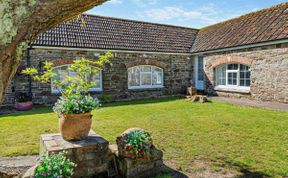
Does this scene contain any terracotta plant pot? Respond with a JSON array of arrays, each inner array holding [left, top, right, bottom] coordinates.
[[15, 101, 33, 111], [59, 112, 92, 141]]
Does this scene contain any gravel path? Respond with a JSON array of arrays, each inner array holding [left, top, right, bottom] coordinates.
[[210, 96, 288, 111]]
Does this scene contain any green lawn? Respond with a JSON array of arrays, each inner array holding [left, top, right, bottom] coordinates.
[[0, 98, 288, 177]]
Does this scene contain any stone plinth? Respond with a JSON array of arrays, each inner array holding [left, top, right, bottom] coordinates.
[[40, 130, 109, 178], [109, 144, 163, 178]]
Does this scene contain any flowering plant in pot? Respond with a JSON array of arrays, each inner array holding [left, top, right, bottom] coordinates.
[[22, 52, 112, 141], [117, 128, 158, 160], [15, 92, 33, 111]]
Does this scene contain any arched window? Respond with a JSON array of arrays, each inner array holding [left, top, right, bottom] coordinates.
[[51, 65, 102, 93], [128, 65, 164, 89], [215, 63, 250, 89]]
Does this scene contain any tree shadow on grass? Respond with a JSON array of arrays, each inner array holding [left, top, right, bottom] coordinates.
[[221, 158, 270, 178], [101, 96, 181, 109], [0, 105, 53, 118], [0, 97, 181, 117], [152, 164, 189, 178]]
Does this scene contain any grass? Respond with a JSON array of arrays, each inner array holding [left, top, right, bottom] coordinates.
[[0, 97, 288, 177]]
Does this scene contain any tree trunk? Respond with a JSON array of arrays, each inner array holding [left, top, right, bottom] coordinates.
[[0, 0, 108, 104]]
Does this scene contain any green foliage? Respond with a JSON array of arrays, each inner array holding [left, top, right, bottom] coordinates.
[[123, 129, 156, 159], [34, 151, 76, 178], [53, 95, 100, 115], [22, 52, 112, 115], [22, 52, 113, 98]]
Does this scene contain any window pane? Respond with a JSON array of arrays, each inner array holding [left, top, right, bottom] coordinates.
[[198, 58, 204, 81], [228, 72, 237, 85], [141, 73, 152, 85], [240, 79, 245, 86], [228, 64, 238, 70], [52, 65, 103, 91], [239, 64, 251, 87], [91, 71, 101, 89], [152, 67, 163, 85], [141, 66, 151, 72], [240, 64, 250, 71], [246, 80, 250, 86], [128, 65, 163, 88], [52, 66, 69, 91], [128, 67, 140, 87], [216, 65, 226, 85]]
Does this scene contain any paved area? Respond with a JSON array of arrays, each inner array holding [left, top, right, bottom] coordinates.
[[210, 96, 288, 111], [0, 155, 37, 177]]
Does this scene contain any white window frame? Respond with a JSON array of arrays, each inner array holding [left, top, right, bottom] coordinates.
[[128, 65, 164, 90], [51, 64, 103, 94], [215, 63, 250, 93]]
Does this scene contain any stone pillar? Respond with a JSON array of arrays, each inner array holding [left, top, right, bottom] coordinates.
[[40, 130, 109, 178]]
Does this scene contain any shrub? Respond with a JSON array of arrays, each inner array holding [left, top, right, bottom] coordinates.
[[34, 151, 76, 178], [53, 95, 100, 115], [123, 129, 157, 160]]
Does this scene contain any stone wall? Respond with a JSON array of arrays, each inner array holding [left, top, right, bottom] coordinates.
[[203, 44, 288, 103], [3, 48, 193, 105]]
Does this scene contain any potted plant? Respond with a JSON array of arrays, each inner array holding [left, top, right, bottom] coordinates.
[[22, 52, 112, 141], [15, 92, 33, 111], [116, 128, 158, 160]]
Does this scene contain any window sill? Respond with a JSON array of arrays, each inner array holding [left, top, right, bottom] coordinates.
[[215, 86, 250, 94], [128, 86, 164, 91], [51, 89, 103, 95]]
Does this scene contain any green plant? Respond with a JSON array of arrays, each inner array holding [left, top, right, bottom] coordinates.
[[22, 52, 113, 115], [123, 129, 157, 160], [53, 95, 100, 115], [34, 151, 76, 178], [22, 52, 113, 98]]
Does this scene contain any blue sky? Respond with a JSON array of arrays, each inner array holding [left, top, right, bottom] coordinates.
[[86, 0, 286, 28]]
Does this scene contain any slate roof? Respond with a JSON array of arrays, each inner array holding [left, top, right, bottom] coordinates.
[[191, 2, 288, 53], [32, 14, 198, 53]]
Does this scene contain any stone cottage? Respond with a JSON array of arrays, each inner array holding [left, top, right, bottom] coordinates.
[[3, 3, 288, 106]]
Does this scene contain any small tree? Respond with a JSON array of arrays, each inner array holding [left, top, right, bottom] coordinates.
[[23, 52, 112, 98], [22, 52, 113, 115]]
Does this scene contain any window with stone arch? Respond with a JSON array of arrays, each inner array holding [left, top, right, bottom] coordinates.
[[127, 65, 164, 89], [215, 63, 251, 88], [51, 64, 102, 93]]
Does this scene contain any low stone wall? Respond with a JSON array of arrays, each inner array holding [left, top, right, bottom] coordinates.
[[40, 131, 109, 177]]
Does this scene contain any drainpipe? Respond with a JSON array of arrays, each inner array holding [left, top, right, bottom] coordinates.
[[26, 45, 32, 97]]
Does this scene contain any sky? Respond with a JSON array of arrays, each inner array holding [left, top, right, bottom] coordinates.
[[86, 0, 286, 28]]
